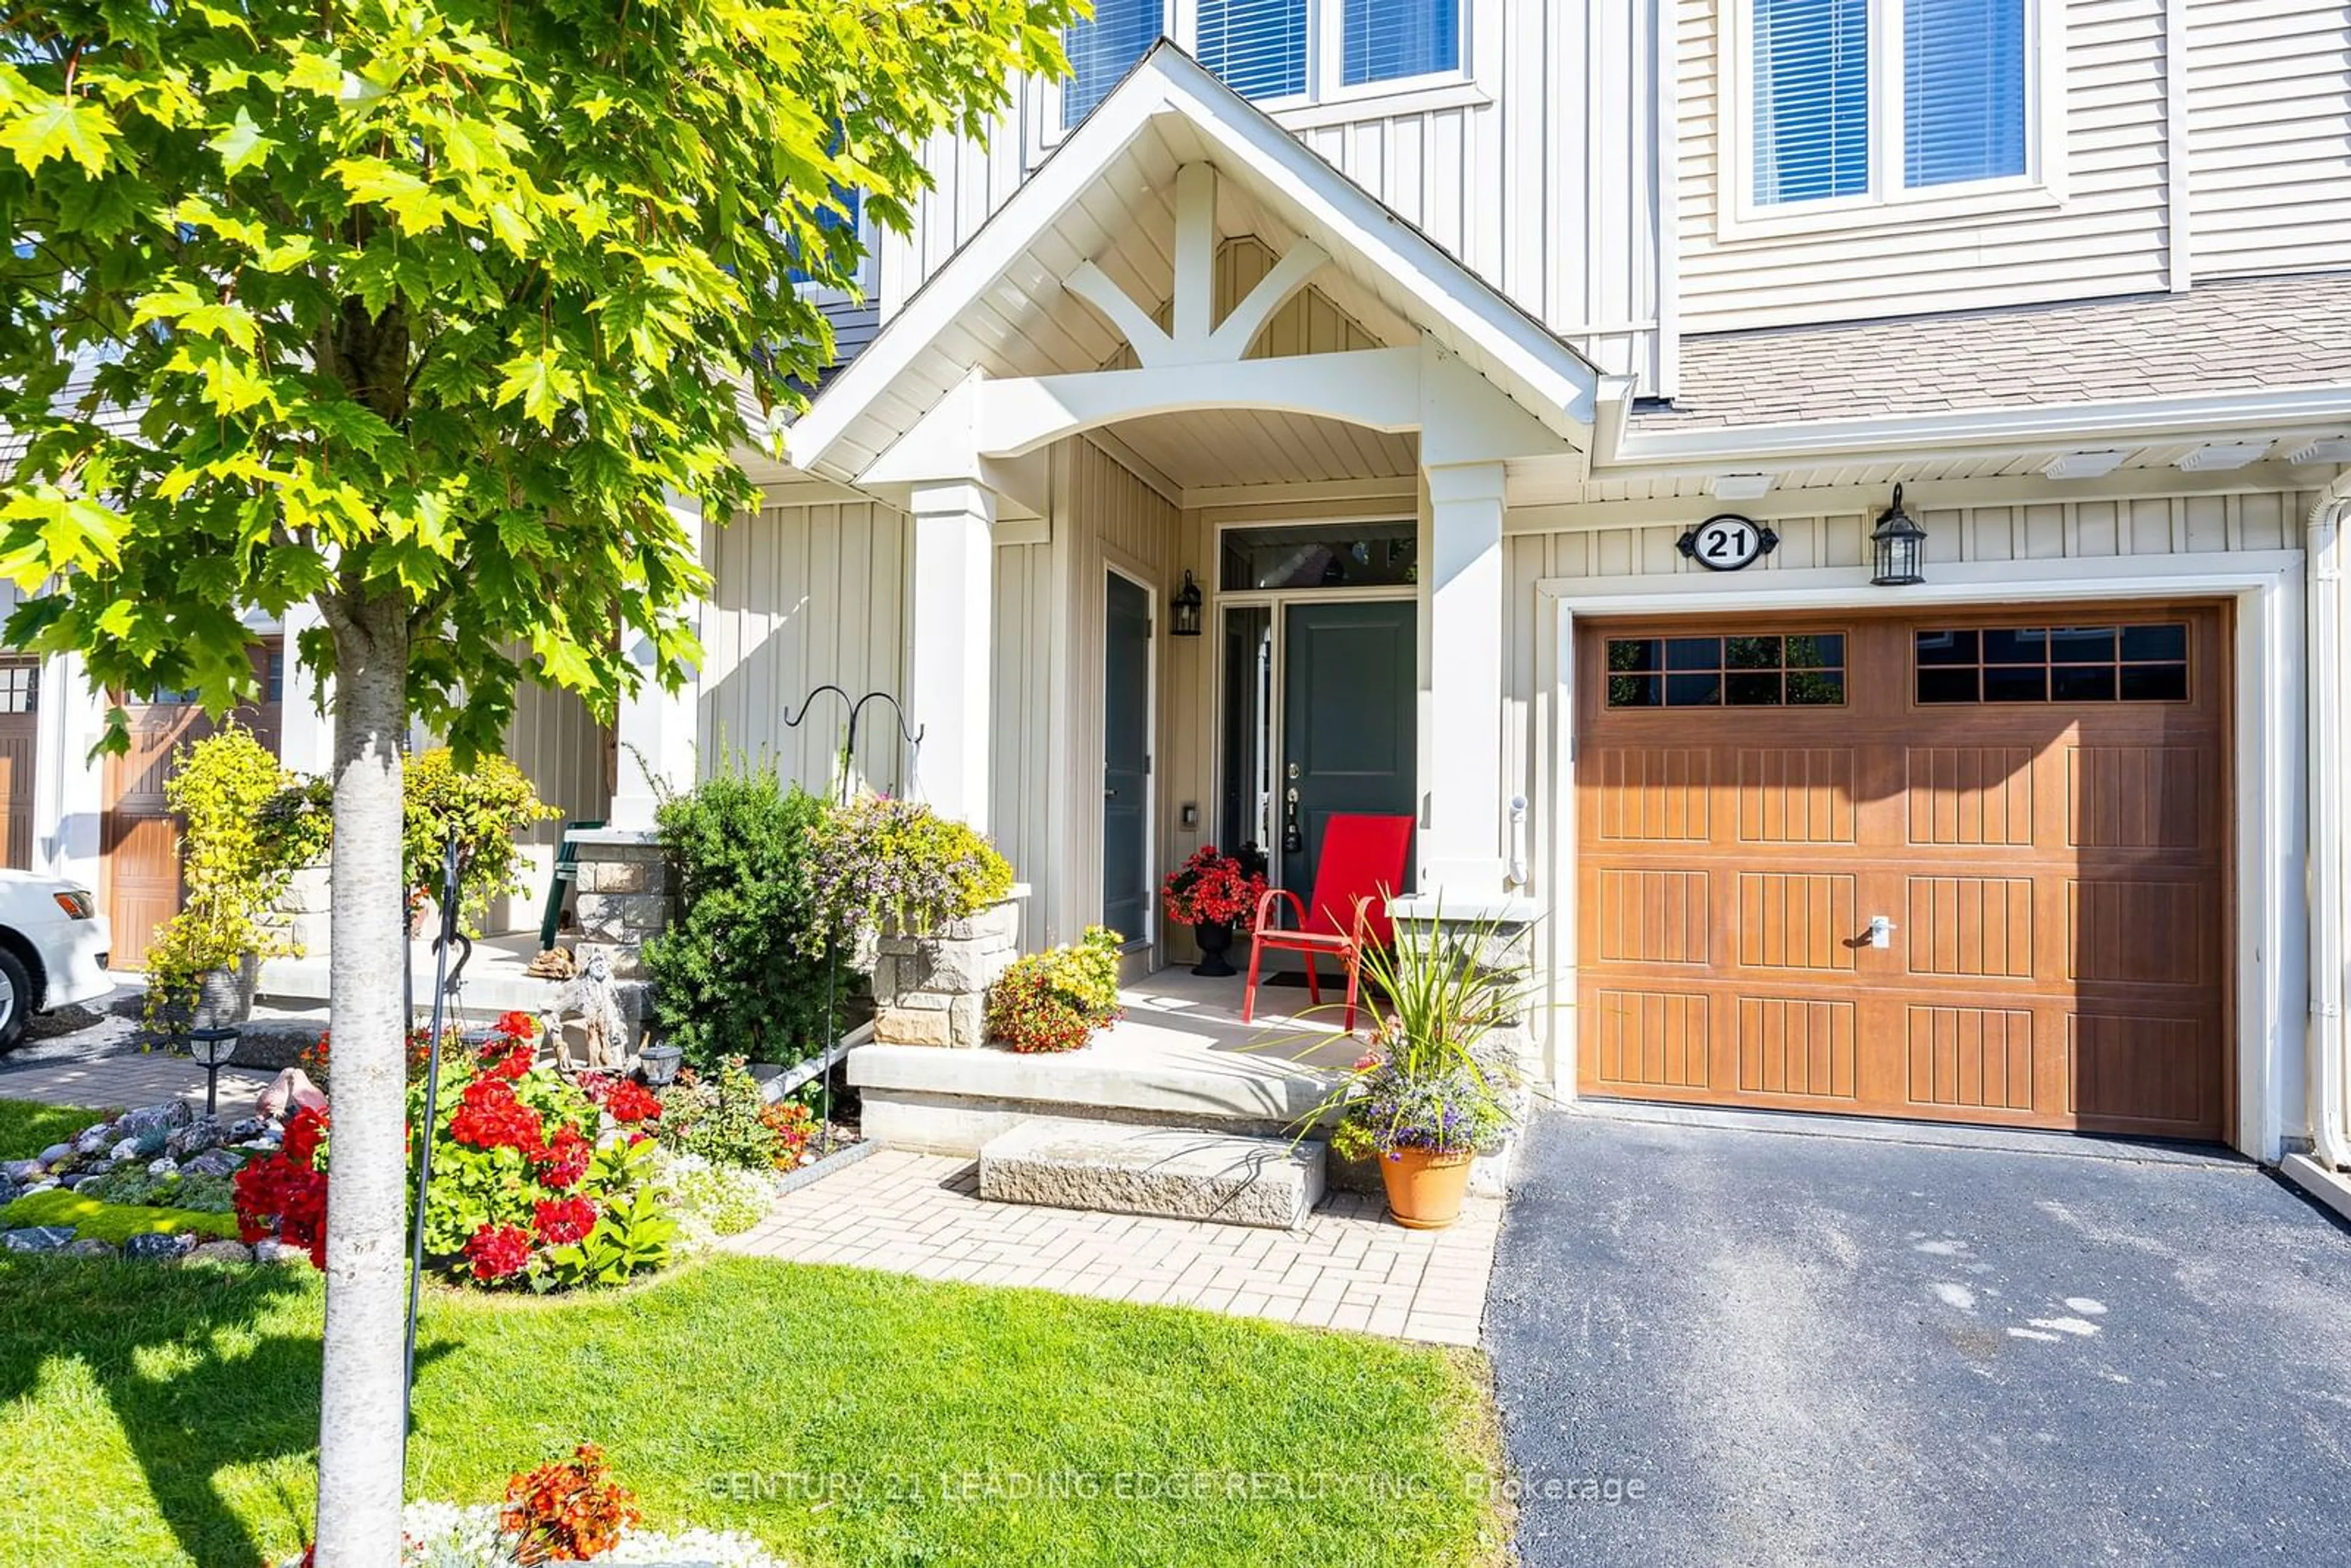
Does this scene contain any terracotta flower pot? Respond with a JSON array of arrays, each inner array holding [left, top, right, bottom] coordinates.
[[1378, 1146, 1475, 1230]]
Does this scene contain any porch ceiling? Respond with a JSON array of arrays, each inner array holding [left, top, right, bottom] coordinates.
[[1107, 408, 1419, 490]]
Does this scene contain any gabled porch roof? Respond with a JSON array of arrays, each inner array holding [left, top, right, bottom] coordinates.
[[787, 43, 1600, 490]]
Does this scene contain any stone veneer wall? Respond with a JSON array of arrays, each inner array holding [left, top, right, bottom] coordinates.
[[565, 827, 671, 1049], [871, 889, 1028, 1048]]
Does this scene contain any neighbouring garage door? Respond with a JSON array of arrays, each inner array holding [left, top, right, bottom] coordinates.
[[1575, 606, 2228, 1142], [0, 657, 37, 869]]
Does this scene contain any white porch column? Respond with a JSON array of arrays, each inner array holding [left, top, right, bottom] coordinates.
[[607, 492, 705, 831], [1421, 461, 1509, 896], [31, 651, 103, 888], [907, 481, 998, 831], [277, 602, 334, 778]]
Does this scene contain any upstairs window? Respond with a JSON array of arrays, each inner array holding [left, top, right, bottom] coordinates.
[[1750, 0, 2031, 212], [1062, 0, 1467, 129]]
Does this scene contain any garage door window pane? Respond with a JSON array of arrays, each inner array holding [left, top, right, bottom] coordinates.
[[1915, 623, 2188, 705], [1605, 631, 1846, 707]]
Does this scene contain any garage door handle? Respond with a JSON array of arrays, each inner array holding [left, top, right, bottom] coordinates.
[[1867, 915, 1897, 950]]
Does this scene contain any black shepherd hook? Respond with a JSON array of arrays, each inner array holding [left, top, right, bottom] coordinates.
[[782, 685, 926, 805]]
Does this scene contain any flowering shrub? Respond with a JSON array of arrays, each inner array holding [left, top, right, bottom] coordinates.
[[233, 1105, 331, 1266], [414, 1015, 676, 1289], [654, 1056, 797, 1170], [1160, 846, 1267, 928], [295, 1025, 449, 1092], [986, 926, 1123, 1054], [503, 1444, 642, 1562], [665, 1153, 776, 1239], [235, 1013, 676, 1289], [809, 793, 1013, 934], [301, 1503, 793, 1567], [759, 1100, 816, 1169]]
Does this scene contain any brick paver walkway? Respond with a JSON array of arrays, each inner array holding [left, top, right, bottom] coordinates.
[[0, 1053, 278, 1112], [726, 1149, 1499, 1345]]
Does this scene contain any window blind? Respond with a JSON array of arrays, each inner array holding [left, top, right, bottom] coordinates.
[[1752, 0, 1871, 204], [1341, 0, 1460, 87], [1064, 0, 1164, 129], [1905, 0, 2027, 187], [1198, 0, 1308, 100]]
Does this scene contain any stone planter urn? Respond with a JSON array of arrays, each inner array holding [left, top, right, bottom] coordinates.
[[149, 953, 260, 1038], [1189, 920, 1237, 978], [869, 886, 1029, 1048]]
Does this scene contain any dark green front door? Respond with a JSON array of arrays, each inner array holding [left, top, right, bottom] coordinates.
[[1280, 599, 1416, 895], [1102, 571, 1152, 944]]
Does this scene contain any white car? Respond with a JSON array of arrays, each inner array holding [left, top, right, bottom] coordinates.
[[0, 871, 112, 1049]]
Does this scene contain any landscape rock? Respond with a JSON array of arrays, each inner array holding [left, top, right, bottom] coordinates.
[[122, 1232, 198, 1262], [34, 1141, 74, 1168], [184, 1239, 254, 1267], [167, 1120, 223, 1159], [253, 1238, 309, 1266], [73, 1124, 113, 1157], [146, 1156, 179, 1178], [0, 1158, 44, 1185], [62, 1237, 116, 1258], [20, 1179, 57, 1196], [182, 1150, 245, 1179], [1, 1226, 75, 1253], [257, 1067, 327, 1121], [227, 1116, 269, 1139], [0, 1180, 20, 1208]]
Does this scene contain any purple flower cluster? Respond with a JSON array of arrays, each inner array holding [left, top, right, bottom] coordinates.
[[1345, 1057, 1512, 1160], [809, 795, 1013, 934]]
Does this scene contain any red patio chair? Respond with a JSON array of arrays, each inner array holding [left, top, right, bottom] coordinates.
[[1241, 812, 1414, 1032]]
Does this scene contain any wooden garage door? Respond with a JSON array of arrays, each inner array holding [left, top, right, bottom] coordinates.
[[0, 658, 37, 869], [1576, 606, 2228, 1142], [102, 642, 285, 969]]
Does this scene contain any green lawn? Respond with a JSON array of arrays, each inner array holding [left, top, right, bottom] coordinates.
[[0, 1251, 1507, 1568], [0, 1098, 113, 1161]]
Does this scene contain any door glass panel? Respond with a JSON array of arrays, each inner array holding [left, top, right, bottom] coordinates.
[[1220, 521, 1417, 591], [1604, 632, 1847, 707], [1913, 623, 2190, 703], [1217, 606, 1276, 873]]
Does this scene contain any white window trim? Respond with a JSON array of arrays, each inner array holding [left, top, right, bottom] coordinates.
[[792, 197, 882, 305], [1033, 0, 1480, 149], [1715, 0, 2068, 244]]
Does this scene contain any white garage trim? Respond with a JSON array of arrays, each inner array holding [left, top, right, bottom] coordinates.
[[1535, 549, 2306, 1161]]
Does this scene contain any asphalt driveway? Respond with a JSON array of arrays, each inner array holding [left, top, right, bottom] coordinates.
[[1487, 1108, 2351, 1567]]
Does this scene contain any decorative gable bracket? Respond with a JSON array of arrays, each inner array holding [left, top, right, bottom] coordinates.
[[1063, 164, 1329, 369]]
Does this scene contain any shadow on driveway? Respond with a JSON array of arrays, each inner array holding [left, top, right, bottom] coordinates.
[[1486, 1108, 2351, 1567]]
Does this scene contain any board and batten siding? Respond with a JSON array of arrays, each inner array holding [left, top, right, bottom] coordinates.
[[877, 2, 1666, 388], [1676, 0, 2175, 331], [495, 676, 608, 933], [1496, 486, 2311, 909], [2186, 0, 2351, 279], [992, 538, 1056, 952], [695, 496, 913, 799]]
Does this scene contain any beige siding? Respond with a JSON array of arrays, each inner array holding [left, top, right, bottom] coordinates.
[[2187, 0, 2351, 278], [882, 5, 1667, 387], [1677, 0, 2175, 331], [696, 497, 912, 797]]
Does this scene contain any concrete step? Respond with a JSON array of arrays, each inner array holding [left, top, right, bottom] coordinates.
[[978, 1117, 1325, 1230]]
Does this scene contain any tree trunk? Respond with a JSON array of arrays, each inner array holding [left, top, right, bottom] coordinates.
[[313, 602, 410, 1566]]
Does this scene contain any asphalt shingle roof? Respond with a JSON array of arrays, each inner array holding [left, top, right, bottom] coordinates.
[[1638, 272, 2351, 430]]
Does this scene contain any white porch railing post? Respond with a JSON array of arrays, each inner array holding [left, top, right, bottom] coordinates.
[[1421, 460, 1509, 897], [608, 490, 705, 831], [909, 481, 999, 832]]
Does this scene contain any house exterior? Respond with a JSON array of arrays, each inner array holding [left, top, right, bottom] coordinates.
[[23, 3, 2351, 1174]]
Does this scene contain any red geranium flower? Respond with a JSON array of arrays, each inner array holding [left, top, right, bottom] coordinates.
[[494, 1010, 539, 1042], [463, 1222, 533, 1281], [530, 1125, 593, 1190], [533, 1196, 599, 1246], [601, 1079, 662, 1124], [478, 1039, 533, 1081], [449, 1077, 544, 1152]]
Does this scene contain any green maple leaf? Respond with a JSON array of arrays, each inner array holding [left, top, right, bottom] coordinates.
[[0, 96, 118, 176]]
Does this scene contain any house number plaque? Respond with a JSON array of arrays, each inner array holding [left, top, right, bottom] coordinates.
[[1678, 514, 1779, 572]]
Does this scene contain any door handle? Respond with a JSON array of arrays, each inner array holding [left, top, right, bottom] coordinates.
[[1867, 915, 1897, 950], [1282, 786, 1303, 854]]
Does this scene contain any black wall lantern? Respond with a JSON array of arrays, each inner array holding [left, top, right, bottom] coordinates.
[[1870, 484, 1928, 587], [1170, 570, 1204, 637]]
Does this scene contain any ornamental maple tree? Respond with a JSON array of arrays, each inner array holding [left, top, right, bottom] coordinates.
[[0, 4, 1070, 1561]]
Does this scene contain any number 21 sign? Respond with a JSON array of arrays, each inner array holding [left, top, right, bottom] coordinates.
[[1676, 513, 1779, 572]]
